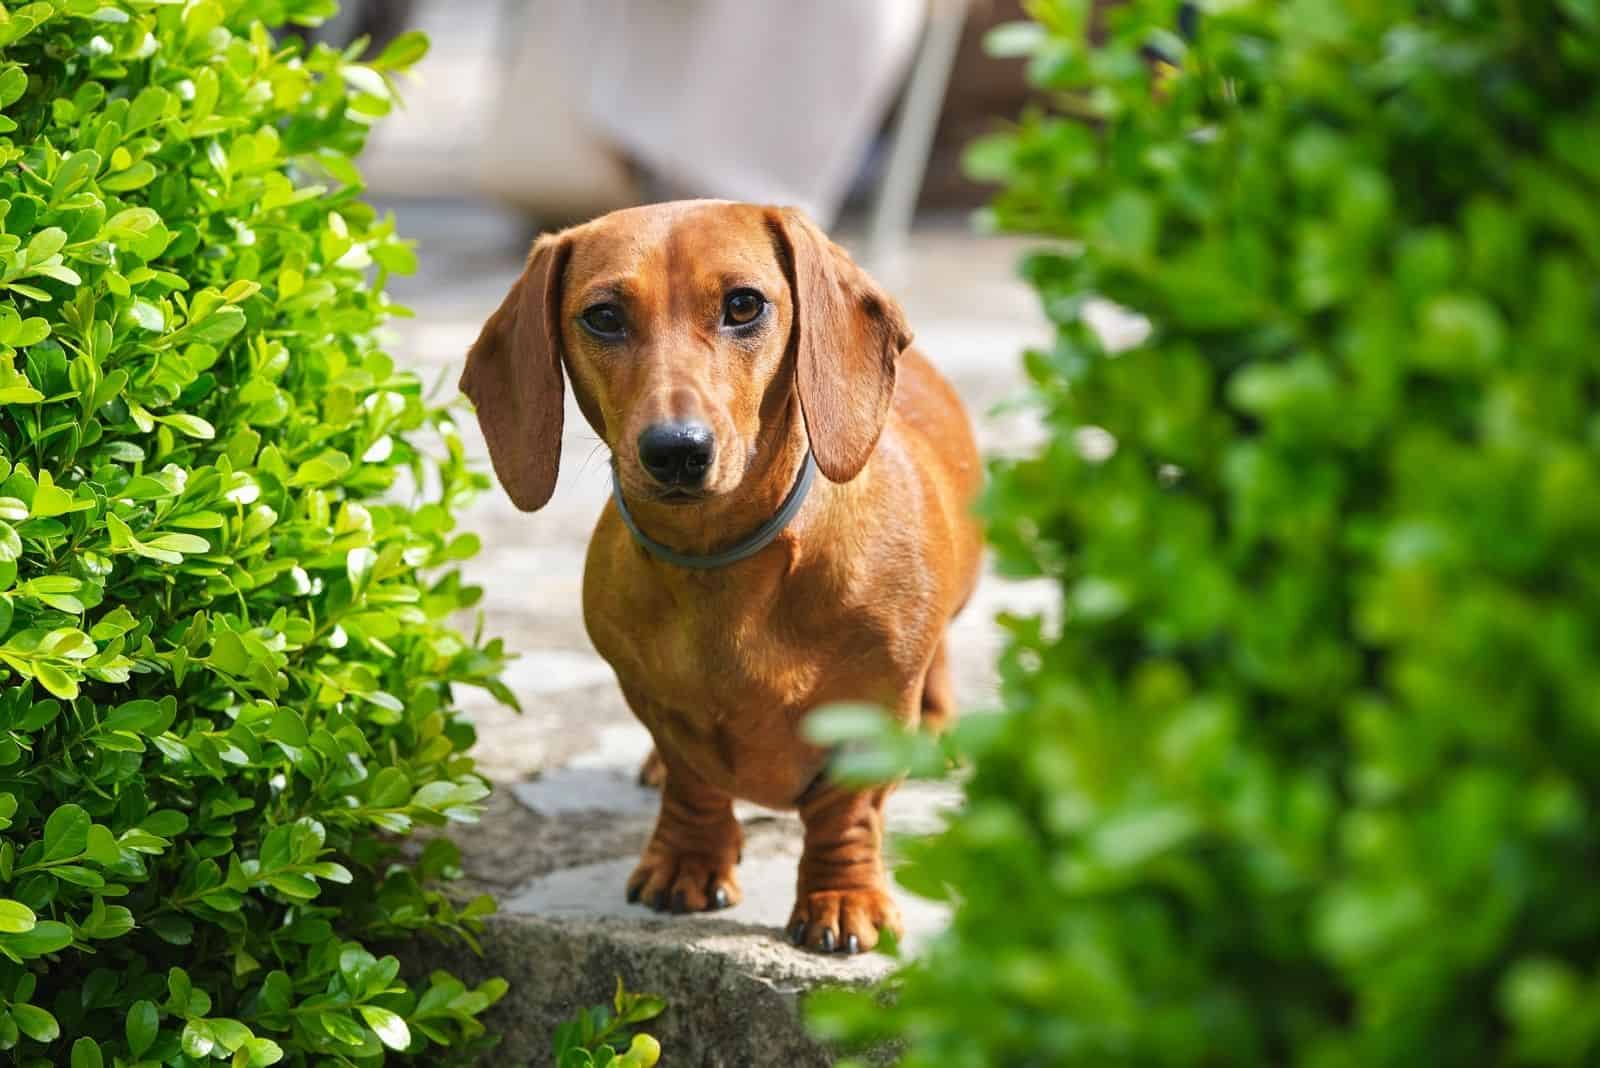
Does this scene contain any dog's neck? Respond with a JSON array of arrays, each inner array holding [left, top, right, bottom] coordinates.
[[616, 398, 820, 563]]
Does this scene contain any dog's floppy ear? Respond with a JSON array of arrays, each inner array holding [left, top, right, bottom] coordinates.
[[768, 208, 912, 483], [460, 234, 571, 511]]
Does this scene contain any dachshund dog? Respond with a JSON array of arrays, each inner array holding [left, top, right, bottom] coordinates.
[[461, 201, 981, 954]]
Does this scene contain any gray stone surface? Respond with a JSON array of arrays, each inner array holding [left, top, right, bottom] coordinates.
[[421, 915, 877, 1068]]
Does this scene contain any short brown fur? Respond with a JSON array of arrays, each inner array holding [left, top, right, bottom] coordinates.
[[462, 201, 982, 953]]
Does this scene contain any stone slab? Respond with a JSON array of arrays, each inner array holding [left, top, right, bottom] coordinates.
[[415, 914, 882, 1068], [504, 721, 959, 962]]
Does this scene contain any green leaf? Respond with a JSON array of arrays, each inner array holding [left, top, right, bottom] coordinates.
[[155, 413, 215, 439], [0, 66, 26, 109], [144, 532, 210, 555], [371, 29, 429, 69], [207, 1017, 250, 1052], [208, 630, 250, 674], [319, 1011, 366, 1047], [11, 1003, 58, 1043], [346, 545, 376, 591], [26, 227, 66, 261], [101, 698, 169, 734], [0, 899, 35, 934], [128, 299, 164, 331], [101, 160, 157, 191], [27, 471, 78, 518], [619, 994, 666, 1026], [33, 662, 78, 699], [43, 802, 90, 860], [85, 824, 120, 865], [264, 872, 319, 900], [71, 1037, 104, 1068], [125, 85, 170, 133], [802, 703, 893, 745], [10, 318, 50, 347], [984, 20, 1045, 58], [181, 1020, 214, 1059], [241, 1037, 284, 1066], [618, 1034, 662, 1067], [2, 920, 72, 955], [290, 449, 351, 486], [51, 150, 100, 202], [126, 1000, 159, 1057], [358, 1005, 410, 1051], [185, 304, 244, 343]]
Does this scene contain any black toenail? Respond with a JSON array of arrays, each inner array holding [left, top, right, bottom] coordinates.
[[671, 891, 688, 914], [845, 934, 860, 954], [652, 890, 669, 911], [713, 886, 729, 909], [820, 930, 835, 952], [789, 920, 806, 945], [627, 884, 640, 903]]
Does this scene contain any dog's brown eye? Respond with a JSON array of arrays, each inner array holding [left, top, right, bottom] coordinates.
[[723, 289, 765, 327], [580, 303, 625, 339]]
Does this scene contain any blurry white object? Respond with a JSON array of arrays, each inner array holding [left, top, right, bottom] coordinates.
[[581, 0, 925, 228], [476, 1, 640, 222], [867, 0, 970, 280], [479, 0, 953, 234]]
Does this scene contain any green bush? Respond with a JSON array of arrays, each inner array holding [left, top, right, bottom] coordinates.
[[812, 1, 1600, 1064], [0, 2, 514, 1064]]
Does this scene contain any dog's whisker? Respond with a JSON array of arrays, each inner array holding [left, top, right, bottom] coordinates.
[[576, 441, 612, 479]]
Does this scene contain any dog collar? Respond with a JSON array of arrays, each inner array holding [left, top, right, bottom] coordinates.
[[611, 450, 819, 570]]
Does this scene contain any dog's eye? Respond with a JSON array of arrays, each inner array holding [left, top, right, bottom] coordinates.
[[722, 289, 765, 327], [580, 303, 625, 339]]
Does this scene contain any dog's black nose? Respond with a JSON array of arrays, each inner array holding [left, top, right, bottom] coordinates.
[[637, 422, 715, 486]]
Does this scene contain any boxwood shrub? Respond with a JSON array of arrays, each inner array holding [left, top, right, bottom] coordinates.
[[812, 1, 1600, 1065], [0, 2, 514, 1064]]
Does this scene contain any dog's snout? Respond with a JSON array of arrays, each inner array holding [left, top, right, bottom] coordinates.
[[637, 422, 715, 486]]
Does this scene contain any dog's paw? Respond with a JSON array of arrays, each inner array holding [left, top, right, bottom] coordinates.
[[637, 748, 667, 789], [626, 849, 740, 914], [785, 887, 902, 954]]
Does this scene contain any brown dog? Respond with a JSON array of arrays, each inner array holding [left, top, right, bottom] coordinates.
[[461, 200, 981, 954]]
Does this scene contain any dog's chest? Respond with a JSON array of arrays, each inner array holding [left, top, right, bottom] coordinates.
[[586, 572, 821, 717]]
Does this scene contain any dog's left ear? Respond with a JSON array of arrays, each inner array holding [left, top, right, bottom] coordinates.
[[768, 208, 912, 483]]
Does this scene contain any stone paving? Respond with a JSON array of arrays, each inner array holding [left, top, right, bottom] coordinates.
[[377, 197, 1063, 1060]]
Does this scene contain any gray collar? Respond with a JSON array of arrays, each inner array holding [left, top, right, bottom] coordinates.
[[611, 450, 819, 570]]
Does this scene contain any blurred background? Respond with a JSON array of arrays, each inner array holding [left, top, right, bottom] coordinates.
[[306, 0, 1076, 783], [318, 0, 1037, 257]]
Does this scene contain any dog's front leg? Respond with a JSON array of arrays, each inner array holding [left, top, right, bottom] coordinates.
[[788, 780, 903, 954], [626, 746, 743, 914]]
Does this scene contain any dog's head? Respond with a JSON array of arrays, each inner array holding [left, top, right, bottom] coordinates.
[[460, 201, 912, 512]]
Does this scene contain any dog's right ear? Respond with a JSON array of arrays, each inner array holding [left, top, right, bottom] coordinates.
[[460, 234, 571, 512]]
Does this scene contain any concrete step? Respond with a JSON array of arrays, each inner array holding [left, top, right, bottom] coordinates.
[[432, 723, 959, 1066]]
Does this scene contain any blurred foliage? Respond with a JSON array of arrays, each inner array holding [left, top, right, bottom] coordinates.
[[810, 0, 1600, 1064], [0, 1, 515, 1063]]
